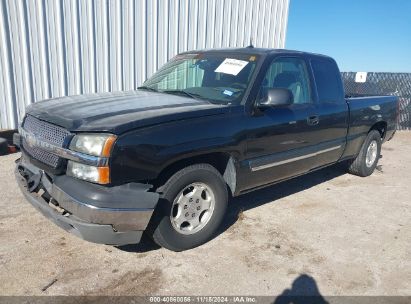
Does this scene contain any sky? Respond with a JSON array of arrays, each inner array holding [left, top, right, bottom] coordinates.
[[286, 0, 411, 72]]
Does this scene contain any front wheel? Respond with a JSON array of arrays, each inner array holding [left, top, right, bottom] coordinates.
[[148, 164, 228, 251], [348, 130, 382, 177]]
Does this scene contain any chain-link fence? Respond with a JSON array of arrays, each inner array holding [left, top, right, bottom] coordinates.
[[341, 72, 411, 130]]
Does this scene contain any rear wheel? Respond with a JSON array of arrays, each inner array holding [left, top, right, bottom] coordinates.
[[348, 130, 382, 177], [148, 164, 228, 251]]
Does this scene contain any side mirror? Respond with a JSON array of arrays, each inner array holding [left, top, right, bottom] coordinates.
[[258, 88, 293, 108]]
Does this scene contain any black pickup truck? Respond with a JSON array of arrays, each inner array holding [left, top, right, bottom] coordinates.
[[14, 48, 398, 251]]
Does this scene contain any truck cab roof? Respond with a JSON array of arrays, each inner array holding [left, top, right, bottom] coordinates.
[[180, 47, 334, 61]]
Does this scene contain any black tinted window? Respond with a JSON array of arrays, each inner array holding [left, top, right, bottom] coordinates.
[[311, 59, 344, 103]]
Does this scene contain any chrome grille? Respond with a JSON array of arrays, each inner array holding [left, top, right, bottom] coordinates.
[[22, 115, 71, 168]]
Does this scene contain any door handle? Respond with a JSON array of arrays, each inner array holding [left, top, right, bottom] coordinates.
[[307, 115, 319, 126]]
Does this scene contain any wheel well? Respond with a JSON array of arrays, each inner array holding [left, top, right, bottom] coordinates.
[[369, 121, 387, 139], [152, 152, 236, 195]]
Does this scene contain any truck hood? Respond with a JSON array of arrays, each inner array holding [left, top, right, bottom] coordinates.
[[26, 90, 228, 134]]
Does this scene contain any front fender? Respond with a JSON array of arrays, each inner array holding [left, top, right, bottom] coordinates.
[[110, 109, 246, 185]]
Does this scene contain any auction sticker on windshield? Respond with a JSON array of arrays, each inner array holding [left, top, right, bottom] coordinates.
[[215, 58, 248, 76]]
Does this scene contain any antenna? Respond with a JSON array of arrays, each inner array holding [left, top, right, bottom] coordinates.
[[247, 36, 254, 48]]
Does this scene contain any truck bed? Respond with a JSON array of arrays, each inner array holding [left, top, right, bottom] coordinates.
[[342, 95, 398, 159]]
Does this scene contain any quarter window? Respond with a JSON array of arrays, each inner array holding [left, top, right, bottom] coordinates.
[[311, 58, 344, 103]]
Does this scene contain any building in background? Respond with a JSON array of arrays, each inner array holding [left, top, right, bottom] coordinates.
[[0, 0, 290, 130]]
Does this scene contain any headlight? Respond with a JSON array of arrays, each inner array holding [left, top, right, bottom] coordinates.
[[68, 133, 115, 184], [67, 161, 110, 184], [69, 133, 116, 157]]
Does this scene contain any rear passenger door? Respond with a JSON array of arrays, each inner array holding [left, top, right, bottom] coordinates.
[[309, 57, 349, 168]]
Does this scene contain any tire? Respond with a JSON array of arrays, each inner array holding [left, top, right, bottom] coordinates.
[[148, 163, 228, 251], [348, 130, 382, 177], [0, 138, 8, 156]]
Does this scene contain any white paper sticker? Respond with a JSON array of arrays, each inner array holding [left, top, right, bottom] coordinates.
[[215, 58, 249, 76], [223, 89, 233, 96], [355, 72, 368, 83]]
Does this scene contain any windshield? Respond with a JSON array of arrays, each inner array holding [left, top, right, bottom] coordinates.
[[141, 53, 259, 104]]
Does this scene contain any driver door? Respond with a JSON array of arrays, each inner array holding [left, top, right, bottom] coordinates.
[[244, 57, 319, 189]]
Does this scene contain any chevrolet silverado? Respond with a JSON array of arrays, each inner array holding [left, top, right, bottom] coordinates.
[[14, 48, 398, 251]]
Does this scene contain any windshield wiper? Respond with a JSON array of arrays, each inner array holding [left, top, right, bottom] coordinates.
[[160, 90, 203, 100], [137, 86, 158, 92], [139, 88, 220, 104]]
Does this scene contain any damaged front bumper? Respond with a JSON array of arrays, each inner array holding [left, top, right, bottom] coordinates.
[[15, 155, 159, 246]]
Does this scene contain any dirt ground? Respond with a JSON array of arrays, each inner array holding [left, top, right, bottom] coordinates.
[[0, 132, 410, 297]]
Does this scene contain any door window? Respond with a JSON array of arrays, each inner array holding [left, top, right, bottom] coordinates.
[[258, 57, 312, 104]]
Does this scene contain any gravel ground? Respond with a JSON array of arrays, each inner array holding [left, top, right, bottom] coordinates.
[[0, 132, 410, 296]]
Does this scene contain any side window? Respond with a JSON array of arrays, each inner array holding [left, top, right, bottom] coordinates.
[[259, 57, 312, 104], [311, 58, 344, 103]]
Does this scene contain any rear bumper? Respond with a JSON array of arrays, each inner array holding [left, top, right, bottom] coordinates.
[[15, 155, 159, 246]]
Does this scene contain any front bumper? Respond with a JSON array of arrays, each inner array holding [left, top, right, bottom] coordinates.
[[15, 155, 159, 246]]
